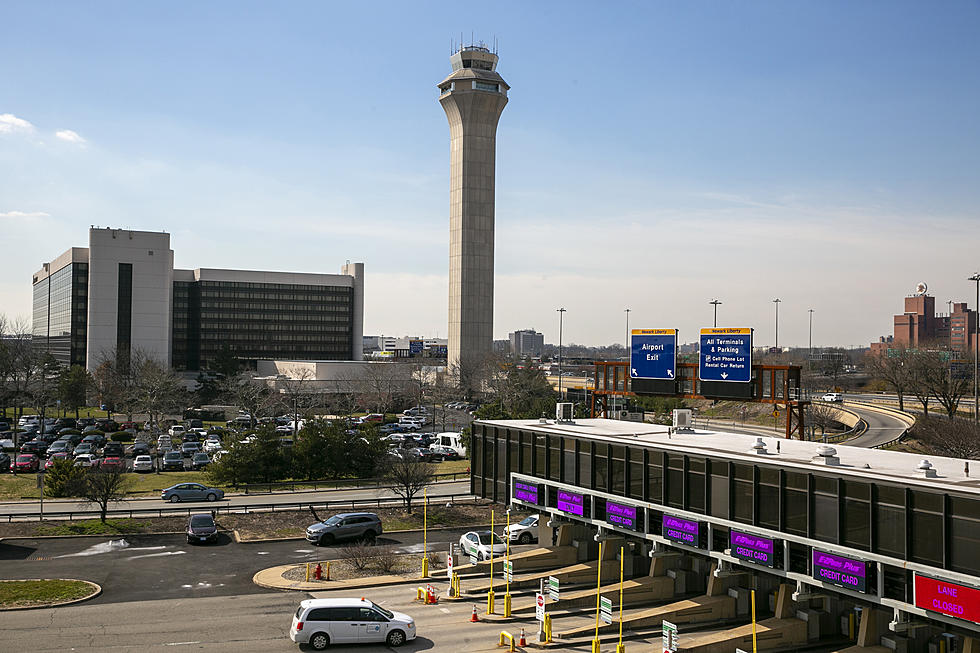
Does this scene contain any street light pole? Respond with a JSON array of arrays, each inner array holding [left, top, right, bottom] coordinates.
[[970, 274, 980, 422], [624, 308, 630, 358], [710, 299, 722, 328], [772, 299, 781, 350], [557, 308, 566, 399], [808, 309, 814, 370]]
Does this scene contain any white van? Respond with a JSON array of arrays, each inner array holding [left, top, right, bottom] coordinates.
[[289, 597, 415, 649], [434, 431, 466, 458], [157, 434, 172, 451]]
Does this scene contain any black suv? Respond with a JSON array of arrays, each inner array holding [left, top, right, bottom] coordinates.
[[103, 442, 124, 458], [162, 451, 185, 471]]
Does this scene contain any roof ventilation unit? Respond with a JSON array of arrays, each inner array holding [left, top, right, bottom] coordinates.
[[555, 402, 574, 422], [812, 445, 840, 466], [672, 409, 693, 431], [916, 459, 938, 478], [749, 437, 769, 455]]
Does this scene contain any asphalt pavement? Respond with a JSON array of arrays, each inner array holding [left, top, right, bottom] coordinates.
[[0, 525, 478, 605], [0, 479, 472, 518]]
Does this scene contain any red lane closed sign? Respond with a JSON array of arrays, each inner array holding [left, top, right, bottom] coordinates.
[[915, 574, 980, 624], [535, 593, 545, 621]]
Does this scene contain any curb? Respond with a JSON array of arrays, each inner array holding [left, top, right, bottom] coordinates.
[[0, 529, 233, 542], [0, 578, 102, 611]]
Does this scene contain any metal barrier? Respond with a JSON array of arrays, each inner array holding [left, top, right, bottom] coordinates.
[[0, 492, 474, 522], [242, 471, 468, 494], [498, 631, 515, 652]]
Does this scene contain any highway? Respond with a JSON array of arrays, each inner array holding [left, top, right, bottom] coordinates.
[[0, 479, 472, 519], [837, 401, 912, 448]]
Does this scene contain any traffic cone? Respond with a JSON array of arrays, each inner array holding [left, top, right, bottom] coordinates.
[[470, 605, 480, 622], [518, 627, 527, 647]]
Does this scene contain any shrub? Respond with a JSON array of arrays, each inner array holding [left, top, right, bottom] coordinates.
[[372, 545, 400, 573], [109, 432, 134, 442], [339, 540, 375, 571]]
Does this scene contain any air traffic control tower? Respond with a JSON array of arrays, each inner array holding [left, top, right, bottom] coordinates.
[[439, 45, 509, 380]]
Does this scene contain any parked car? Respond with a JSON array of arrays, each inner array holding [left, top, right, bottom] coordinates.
[[186, 513, 218, 544], [132, 455, 154, 473], [458, 530, 507, 561], [130, 441, 151, 457], [306, 512, 383, 546], [203, 439, 223, 453], [181, 441, 201, 457], [21, 439, 49, 457], [162, 451, 185, 471], [73, 454, 99, 468], [822, 392, 843, 403], [103, 441, 124, 458], [73, 442, 96, 457], [161, 483, 224, 502], [503, 514, 540, 544], [12, 454, 39, 473], [59, 433, 83, 448], [377, 423, 403, 435], [44, 452, 71, 470], [191, 452, 210, 470], [289, 597, 416, 650], [0, 451, 11, 472], [100, 455, 125, 471]]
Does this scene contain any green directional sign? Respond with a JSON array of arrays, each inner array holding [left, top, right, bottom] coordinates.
[[548, 576, 560, 601], [503, 560, 513, 582], [662, 620, 678, 652], [600, 595, 613, 624]]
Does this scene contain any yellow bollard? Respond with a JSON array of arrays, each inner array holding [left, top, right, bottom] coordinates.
[[416, 586, 426, 601], [503, 592, 511, 618], [848, 612, 855, 640], [498, 631, 515, 652], [544, 614, 553, 643], [305, 562, 311, 582], [591, 637, 601, 653], [421, 556, 429, 579], [323, 561, 331, 581], [487, 588, 495, 615], [616, 645, 625, 653]]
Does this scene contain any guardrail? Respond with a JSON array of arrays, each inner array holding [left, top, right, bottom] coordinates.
[[241, 471, 469, 495], [0, 492, 475, 523]]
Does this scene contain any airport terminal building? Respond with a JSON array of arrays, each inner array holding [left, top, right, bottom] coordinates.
[[32, 228, 364, 371], [471, 416, 980, 649]]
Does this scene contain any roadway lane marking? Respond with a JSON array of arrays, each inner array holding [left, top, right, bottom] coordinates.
[[164, 642, 202, 646], [53, 539, 130, 558], [127, 551, 186, 560], [440, 607, 451, 613]]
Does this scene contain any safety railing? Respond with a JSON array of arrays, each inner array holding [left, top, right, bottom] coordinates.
[[241, 471, 469, 494], [0, 492, 474, 523]]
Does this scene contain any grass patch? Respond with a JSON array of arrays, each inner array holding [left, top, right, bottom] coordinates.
[[0, 579, 95, 608], [35, 518, 147, 536]]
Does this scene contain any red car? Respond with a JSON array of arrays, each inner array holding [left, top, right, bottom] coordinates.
[[11, 454, 39, 473], [44, 452, 70, 470], [100, 455, 125, 471]]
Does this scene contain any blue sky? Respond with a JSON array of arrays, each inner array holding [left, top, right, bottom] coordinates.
[[2, 1, 978, 348]]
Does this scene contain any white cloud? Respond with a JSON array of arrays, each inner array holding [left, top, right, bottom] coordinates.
[[55, 129, 86, 144], [0, 113, 34, 134], [0, 210, 50, 219]]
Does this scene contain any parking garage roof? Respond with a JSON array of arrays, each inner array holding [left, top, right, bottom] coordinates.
[[476, 417, 980, 495]]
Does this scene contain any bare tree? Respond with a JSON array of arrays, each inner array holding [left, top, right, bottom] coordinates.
[[865, 348, 912, 411], [129, 355, 184, 434], [81, 466, 132, 523], [223, 371, 275, 428], [363, 362, 400, 416], [0, 316, 45, 444], [807, 401, 846, 439], [913, 416, 980, 460], [383, 458, 435, 513]]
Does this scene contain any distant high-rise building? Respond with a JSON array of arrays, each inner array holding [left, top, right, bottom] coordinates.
[[439, 43, 509, 380], [509, 329, 544, 357], [870, 285, 976, 353]]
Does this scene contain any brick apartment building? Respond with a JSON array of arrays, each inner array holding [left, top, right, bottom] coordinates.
[[871, 291, 978, 354]]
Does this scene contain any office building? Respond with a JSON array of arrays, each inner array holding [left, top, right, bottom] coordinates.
[[33, 228, 364, 371], [439, 44, 509, 377], [509, 328, 544, 357], [870, 284, 977, 353]]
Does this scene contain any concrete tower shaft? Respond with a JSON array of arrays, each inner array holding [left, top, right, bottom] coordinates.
[[439, 46, 509, 380]]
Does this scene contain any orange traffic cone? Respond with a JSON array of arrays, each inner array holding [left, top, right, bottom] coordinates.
[[470, 605, 480, 622], [518, 627, 527, 646]]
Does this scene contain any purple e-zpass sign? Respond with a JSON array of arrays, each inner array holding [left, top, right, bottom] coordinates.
[[662, 514, 701, 547], [513, 480, 540, 505], [605, 500, 638, 531], [812, 549, 868, 593], [730, 530, 776, 568], [557, 490, 585, 516]]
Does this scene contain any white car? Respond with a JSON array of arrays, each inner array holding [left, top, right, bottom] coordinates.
[[503, 514, 540, 544], [73, 454, 99, 468], [458, 530, 507, 562], [169, 425, 186, 437], [289, 597, 415, 649], [203, 439, 223, 453], [822, 393, 843, 403], [132, 455, 154, 473]]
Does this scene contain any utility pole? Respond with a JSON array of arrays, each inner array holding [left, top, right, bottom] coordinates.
[[624, 308, 630, 358], [710, 299, 722, 328], [773, 299, 781, 350], [808, 309, 814, 370], [970, 274, 980, 422], [557, 308, 566, 399]]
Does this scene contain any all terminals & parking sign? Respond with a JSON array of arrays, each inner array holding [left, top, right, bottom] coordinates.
[[699, 328, 752, 383]]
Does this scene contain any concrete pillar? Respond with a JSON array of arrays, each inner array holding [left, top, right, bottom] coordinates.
[[774, 583, 796, 619], [856, 606, 879, 648], [963, 636, 980, 653]]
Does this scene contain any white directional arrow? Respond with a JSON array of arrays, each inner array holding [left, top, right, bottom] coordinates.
[[631, 368, 637, 377], [720, 372, 729, 379], [667, 369, 674, 378]]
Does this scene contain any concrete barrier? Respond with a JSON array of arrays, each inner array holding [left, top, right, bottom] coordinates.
[[464, 558, 620, 595], [678, 616, 808, 652], [511, 575, 674, 614], [453, 545, 578, 576], [558, 594, 736, 639]]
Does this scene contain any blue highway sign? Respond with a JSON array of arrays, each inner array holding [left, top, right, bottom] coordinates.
[[630, 329, 677, 380], [699, 328, 752, 382]]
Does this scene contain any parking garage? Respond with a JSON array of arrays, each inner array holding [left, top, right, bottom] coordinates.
[[469, 415, 980, 652]]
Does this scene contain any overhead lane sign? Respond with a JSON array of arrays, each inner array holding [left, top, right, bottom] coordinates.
[[699, 328, 752, 383], [631, 329, 677, 380]]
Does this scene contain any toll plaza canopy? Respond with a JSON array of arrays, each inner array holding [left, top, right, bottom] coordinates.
[[470, 416, 980, 636]]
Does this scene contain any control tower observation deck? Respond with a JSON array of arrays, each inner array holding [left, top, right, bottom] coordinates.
[[438, 45, 509, 383]]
